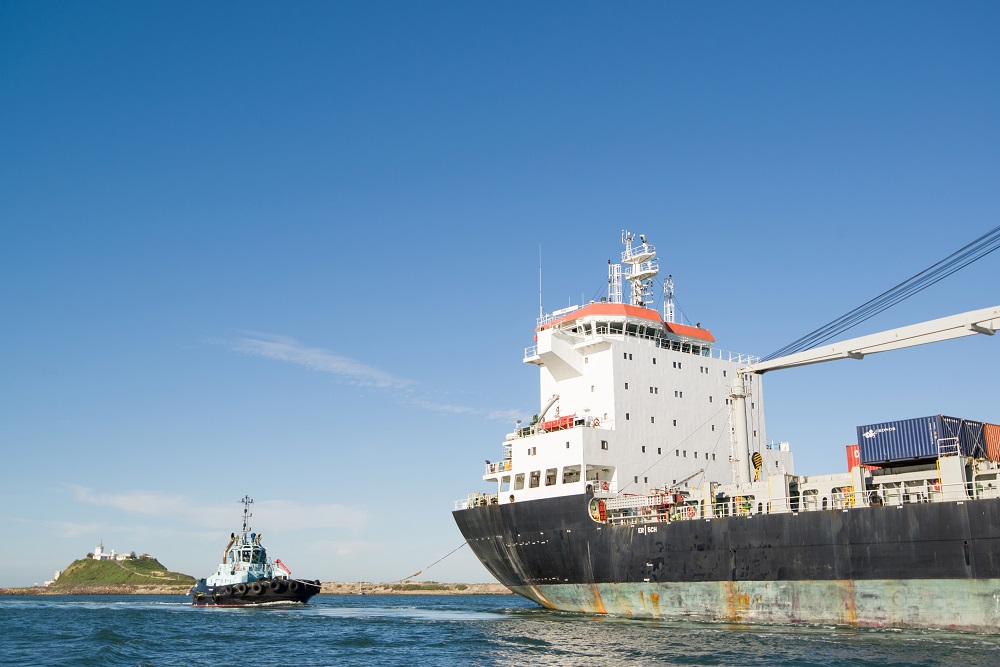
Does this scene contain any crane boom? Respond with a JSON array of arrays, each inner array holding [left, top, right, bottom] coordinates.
[[746, 305, 1000, 375], [726, 304, 1000, 486]]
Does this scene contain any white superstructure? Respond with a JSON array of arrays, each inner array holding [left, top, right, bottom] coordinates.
[[473, 233, 794, 508]]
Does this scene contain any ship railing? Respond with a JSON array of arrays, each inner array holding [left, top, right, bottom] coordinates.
[[706, 348, 760, 365], [536, 305, 583, 328], [454, 492, 499, 511], [485, 460, 513, 475], [524, 345, 538, 359], [591, 478, 999, 525]]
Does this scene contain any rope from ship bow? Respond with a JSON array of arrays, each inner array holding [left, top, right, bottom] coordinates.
[[390, 541, 468, 584]]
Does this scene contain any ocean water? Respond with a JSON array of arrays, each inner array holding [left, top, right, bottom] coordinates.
[[2, 594, 1000, 667]]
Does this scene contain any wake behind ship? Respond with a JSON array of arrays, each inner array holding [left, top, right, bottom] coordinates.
[[453, 231, 1000, 632]]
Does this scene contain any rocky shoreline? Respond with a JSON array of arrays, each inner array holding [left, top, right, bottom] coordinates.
[[1, 582, 511, 596]]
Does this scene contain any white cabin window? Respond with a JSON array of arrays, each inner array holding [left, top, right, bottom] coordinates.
[[652, 358, 656, 364], [641, 446, 646, 453], [514, 474, 525, 490], [566, 441, 570, 449], [634, 476, 639, 483], [625, 413, 630, 420], [591, 385, 595, 392], [601, 440, 609, 450], [673, 419, 677, 426], [625, 382, 629, 389], [650, 416, 655, 424], [545, 469, 557, 486], [658, 447, 662, 455], [529, 471, 541, 488]]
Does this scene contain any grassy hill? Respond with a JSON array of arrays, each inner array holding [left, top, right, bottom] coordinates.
[[53, 556, 195, 587]]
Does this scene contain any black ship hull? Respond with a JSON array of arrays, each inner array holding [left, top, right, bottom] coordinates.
[[190, 578, 321, 607], [453, 492, 1000, 631]]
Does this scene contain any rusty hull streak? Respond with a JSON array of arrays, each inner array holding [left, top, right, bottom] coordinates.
[[843, 578, 858, 626], [590, 583, 608, 614], [527, 585, 556, 610]]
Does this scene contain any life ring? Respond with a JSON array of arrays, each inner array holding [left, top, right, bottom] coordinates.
[[601, 481, 609, 491], [686, 505, 696, 519], [593, 418, 600, 427]]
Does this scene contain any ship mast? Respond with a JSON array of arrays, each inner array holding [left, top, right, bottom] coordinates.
[[618, 231, 658, 307], [240, 495, 253, 536]]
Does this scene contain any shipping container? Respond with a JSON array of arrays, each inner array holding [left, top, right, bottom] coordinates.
[[846, 444, 860, 471], [856, 415, 987, 466], [986, 423, 1000, 462], [846, 444, 880, 472]]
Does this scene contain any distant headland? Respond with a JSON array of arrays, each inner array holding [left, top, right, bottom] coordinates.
[[0, 542, 510, 596]]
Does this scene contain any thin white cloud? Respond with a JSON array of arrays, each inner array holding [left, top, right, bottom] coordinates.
[[67, 486, 367, 533], [228, 333, 411, 389], [219, 332, 523, 421], [403, 397, 478, 415], [10, 517, 103, 539]]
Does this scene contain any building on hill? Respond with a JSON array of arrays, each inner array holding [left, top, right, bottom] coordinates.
[[92, 541, 133, 561]]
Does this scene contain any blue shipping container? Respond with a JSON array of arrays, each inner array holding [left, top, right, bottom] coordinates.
[[856, 415, 986, 466]]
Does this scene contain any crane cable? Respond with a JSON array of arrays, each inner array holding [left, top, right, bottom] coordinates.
[[762, 224, 1000, 361]]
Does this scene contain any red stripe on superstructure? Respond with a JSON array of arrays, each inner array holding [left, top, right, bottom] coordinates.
[[537, 303, 662, 331], [663, 322, 716, 342]]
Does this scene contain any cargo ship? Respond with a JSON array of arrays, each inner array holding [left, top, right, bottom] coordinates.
[[453, 232, 1000, 632]]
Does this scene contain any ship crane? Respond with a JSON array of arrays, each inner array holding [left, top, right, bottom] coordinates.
[[729, 306, 1000, 484]]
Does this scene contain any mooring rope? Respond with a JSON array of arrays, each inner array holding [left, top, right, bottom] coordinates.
[[390, 541, 468, 584]]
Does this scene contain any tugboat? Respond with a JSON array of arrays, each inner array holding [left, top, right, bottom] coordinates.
[[190, 495, 321, 606]]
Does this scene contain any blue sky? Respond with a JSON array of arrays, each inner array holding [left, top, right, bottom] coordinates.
[[1, 1, 999, 586]]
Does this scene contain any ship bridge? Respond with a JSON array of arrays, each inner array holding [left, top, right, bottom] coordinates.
[[526, 301, 723, 366]]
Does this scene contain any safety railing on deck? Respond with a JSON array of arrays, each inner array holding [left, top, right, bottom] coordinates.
[[586, 479, 1000, 526]]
